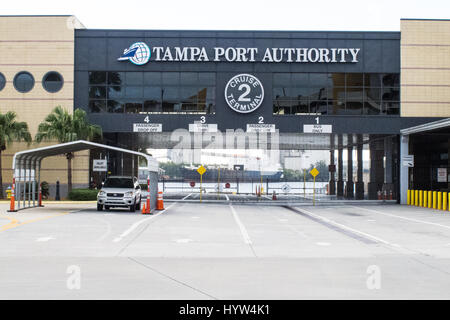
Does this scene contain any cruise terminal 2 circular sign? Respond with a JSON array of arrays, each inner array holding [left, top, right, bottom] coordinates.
[[224, 74, 264, 113]]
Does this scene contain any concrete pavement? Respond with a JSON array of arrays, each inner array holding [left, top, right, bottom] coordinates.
[[0, 202, 449, 299]]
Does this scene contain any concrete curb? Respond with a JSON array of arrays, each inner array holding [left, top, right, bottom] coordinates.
[[165, 199, 398, 206]]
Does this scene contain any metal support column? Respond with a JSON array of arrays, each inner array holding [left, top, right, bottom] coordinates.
[[400, 135, 409, 204], [337, 134, 344, 197], [346, 134, 354, 199], [329, 134, 336, 195], [355, 134, 364, 200]]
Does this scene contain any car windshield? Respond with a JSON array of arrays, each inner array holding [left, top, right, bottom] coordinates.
[[103, 178, 134, 188]]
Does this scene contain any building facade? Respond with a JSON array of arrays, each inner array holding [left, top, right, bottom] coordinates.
[[1, 16, 450, 200]]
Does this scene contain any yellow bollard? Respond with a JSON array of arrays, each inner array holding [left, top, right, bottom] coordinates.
[[443, 193, 446, 211], [423, 191, 428, 208], [438, 192, 442, 210], [433, 191, 437, 210], [428, 191, 433, 208], [411, 190, 415, 206], [419, 190, 423, 207], [415, 190, 419, 206], [407, 190, 411, 205]]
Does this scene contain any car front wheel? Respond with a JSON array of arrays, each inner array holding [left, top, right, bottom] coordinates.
[[129, 201, 136, 212], [97, 204, 103, 211]]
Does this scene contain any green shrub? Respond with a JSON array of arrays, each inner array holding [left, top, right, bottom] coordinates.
[[68, 188, 99, 201]]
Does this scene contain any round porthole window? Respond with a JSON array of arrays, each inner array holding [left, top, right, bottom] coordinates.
[[13, 71, 35, 93], [0, 73, 6, 91], [42, 71, 64, 93]]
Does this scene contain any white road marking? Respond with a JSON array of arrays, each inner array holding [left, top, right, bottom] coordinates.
[[351, 205, 450, 231], [367, 219, 376, 222], [316, 242, 331, 246], [225, 194, 230, 201], [191, 216, 200, 219], [229, 204, 252, 245], [113, 202, 177, 243], [36, 236, 55, 242], [175, 239, 192, 243], [297, 207, 393, 246], [182, 193, 193, 200], [279, 219, 289, 222]]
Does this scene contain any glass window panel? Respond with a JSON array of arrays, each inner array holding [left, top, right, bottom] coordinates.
[[291, 73, 309, 87], [346, 87, 363, 101], [125, 86, 143, 98], [309, 101, 328, 115], [180, 72, 198, 85], [363, 101, 381, 115], [89, 100, 106, 113], [180, 87, 199, 101], [162, 72, 179, 85], [0, 73, 5, 91], [309, 73, 331, 88], [329, 73, 345, 87], [382, 88, 400, 101], [108, 86, 123, 99], [382, 74, 400, 87], [307, 88, 328, 101], [329, 87, 346, 101], [143, 99, 162, 113], [144, 72, 161, 85], [364, 74, 381, 87], [198, 73, 215, 85], [205, 100, 215, 114], [273, 73, 291, 86], [346, 73, 364, 87], [107, 72, 124, 85], [125, 72, 143, 85], [89, 86, 106, 99], [107, 100, 124, 113], [124, 101, 143, 114], [365, 87, 381, 101], [144, 87, 162, 100], [328, 100, 346, 115], [14, 72, 34, 93], [384, 101, 400, 115], [162, 87, 179, 100], [162, 101, 182, 113], [345, 100, 364, 115], [89, 71, 106, 84], [198, 87, 215, 101], [43, 72, 63, 93]]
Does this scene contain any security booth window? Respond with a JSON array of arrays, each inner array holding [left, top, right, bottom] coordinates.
[[88, 71, 216, 114]]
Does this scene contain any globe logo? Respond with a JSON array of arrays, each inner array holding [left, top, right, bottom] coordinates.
[[118, 42, 151, 65]]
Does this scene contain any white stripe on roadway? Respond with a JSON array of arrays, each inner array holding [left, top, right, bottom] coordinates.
[[229, 204, 252, 245], [113, 202, 177, 243], [182, 193, 193, 200], [225, 194, 230, 201], [351, 205, 450, 230], [297, 207, 392, 245]]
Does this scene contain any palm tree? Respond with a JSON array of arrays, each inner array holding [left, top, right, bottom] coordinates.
[[0, 111, 32, 199], [36, 106, 102, 193]]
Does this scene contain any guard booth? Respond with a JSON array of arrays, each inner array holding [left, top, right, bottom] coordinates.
[[8, 140, 159, 212]]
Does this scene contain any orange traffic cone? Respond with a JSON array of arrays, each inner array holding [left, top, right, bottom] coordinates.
[[141, 202, 147, 214], [156, 191, 165, 210], [272, 191, 277, 200]]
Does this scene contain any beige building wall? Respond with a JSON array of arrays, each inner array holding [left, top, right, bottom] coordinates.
[[401, 19, 450, 117], [0, 16, 89, 198]]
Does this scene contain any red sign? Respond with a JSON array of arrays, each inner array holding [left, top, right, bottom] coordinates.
[[190, 181, 195, 187], [225, 183, 231, 189]]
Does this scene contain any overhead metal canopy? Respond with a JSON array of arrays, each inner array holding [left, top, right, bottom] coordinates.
[[9, 140, 158, 211]]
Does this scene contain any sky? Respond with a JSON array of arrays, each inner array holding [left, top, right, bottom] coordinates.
[[2, 0, 450, 31]]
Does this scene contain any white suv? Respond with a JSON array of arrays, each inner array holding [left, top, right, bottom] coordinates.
[[97, 176, 142, 212]]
